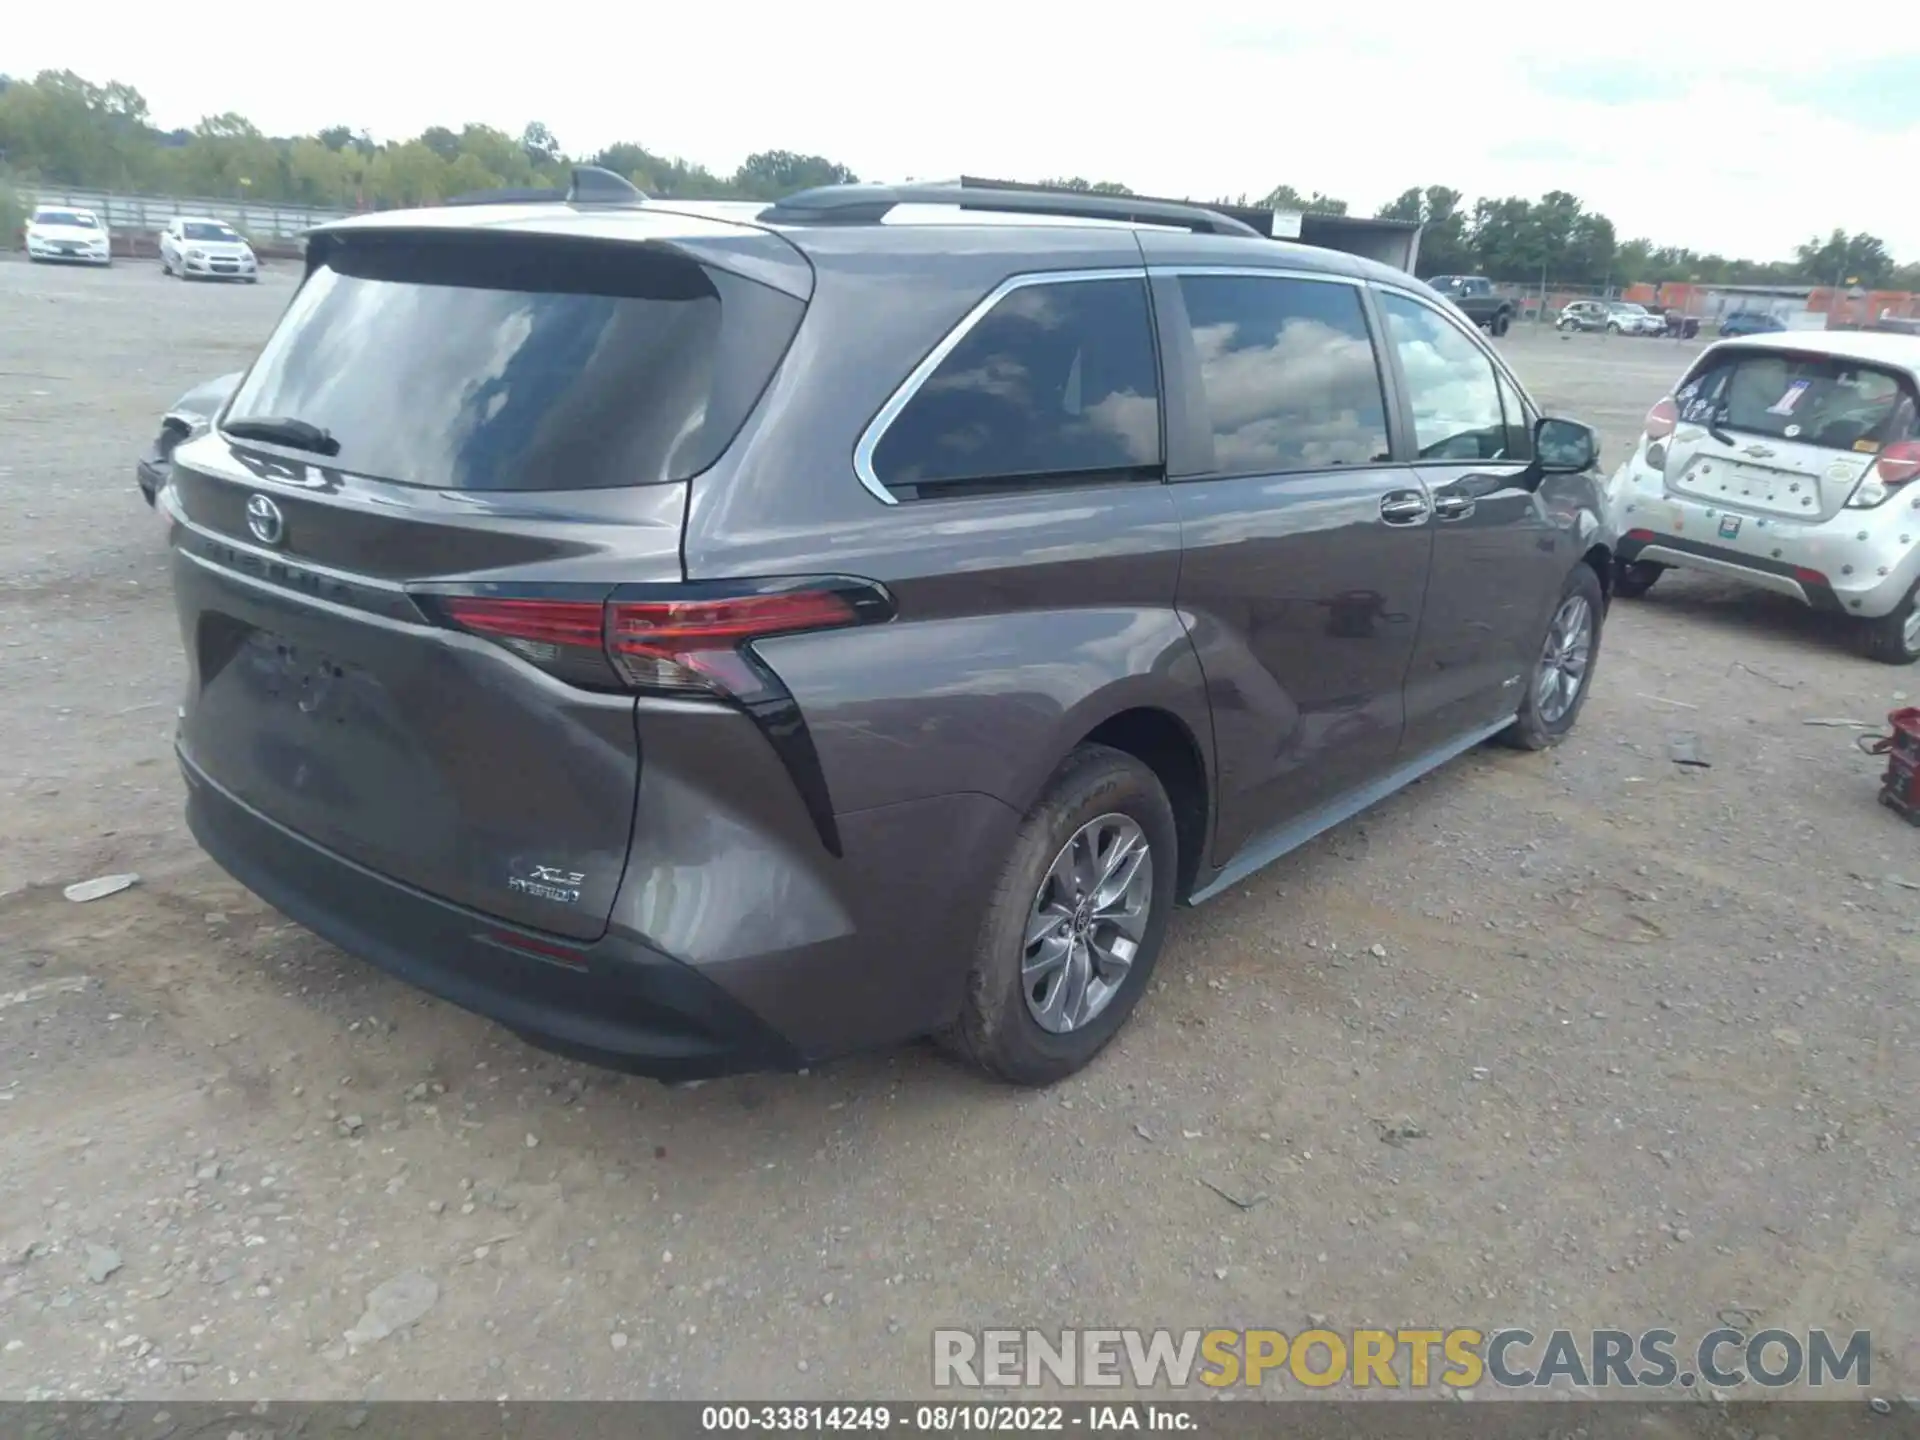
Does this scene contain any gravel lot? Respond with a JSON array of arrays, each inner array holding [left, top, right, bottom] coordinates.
[[3, 256, 1919, 1404]]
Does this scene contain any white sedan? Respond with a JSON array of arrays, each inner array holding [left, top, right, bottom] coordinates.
[[159, 217, 259, 282], [24, 206, 112, 266]]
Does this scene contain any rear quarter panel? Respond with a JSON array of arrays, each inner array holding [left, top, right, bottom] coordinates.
[[682, 228, 1216, 821]]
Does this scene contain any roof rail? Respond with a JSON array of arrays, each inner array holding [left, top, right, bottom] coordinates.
[[567, 166, 649, 205], [756, 183, 1261, 238]]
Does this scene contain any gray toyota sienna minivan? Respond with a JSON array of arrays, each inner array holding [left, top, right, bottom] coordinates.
[[163, 176, 1612, 1086]]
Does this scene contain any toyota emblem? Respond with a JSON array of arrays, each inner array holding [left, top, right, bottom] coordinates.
[[245, 493, 285, 546]]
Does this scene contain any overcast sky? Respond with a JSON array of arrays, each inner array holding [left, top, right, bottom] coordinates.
[[14, 1, 1920, 262]]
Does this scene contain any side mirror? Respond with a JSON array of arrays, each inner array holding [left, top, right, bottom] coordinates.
[[1534, 417, 1599, 473]]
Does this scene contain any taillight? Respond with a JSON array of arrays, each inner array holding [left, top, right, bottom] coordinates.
[[420, 580, 893, 701], [1644, 397, 1678, 441], [429, 596, 619, 689], [1848, 442, 1920, 509], [1877, 441, 1920, 487]]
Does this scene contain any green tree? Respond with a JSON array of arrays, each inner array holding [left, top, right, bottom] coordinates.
[[1039, 176, 1134, 195], [1262, 183, 1346, 215], [1378, 185, 1470, 276], [520, 121, 561, 169], [1794, 228, 1893, 288], [732, 149, 858, 199]]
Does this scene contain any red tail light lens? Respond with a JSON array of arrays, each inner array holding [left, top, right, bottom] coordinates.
[[433, 596, 615, 688], [424, 581, 889, 701], [608, 591, 860, 697], [1877, 441, 1920, 487], [1644, 397, 1678, 441]]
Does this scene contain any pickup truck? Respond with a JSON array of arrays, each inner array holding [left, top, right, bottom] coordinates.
[[1425, 275, 1516, 336]]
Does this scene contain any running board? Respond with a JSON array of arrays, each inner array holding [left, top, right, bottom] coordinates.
[[1185, 716, 1515, 906]]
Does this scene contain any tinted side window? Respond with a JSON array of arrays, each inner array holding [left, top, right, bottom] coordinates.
[[1176, 274, 1390, 474], [1378, 291, 1509, 461], [870, 278, 1161, 494]]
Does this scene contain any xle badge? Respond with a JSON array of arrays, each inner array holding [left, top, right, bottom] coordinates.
[[508, 864, 586, 905], [1719, 514, 1742, 539]]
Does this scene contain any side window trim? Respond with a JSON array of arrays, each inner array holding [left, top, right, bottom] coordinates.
[[1370, 281, 1537, 467], [1148, 265, 1400, 482], [852, 266, 1153, 507]]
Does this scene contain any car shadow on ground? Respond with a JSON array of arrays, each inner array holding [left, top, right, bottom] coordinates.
[[1622, 572, 1872, 664]]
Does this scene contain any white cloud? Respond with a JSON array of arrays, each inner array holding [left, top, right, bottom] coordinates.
[[11, 0, 1920, 260]]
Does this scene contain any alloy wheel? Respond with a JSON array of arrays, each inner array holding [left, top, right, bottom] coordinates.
[[1536, 594, 1593, 725], [1022, 813, 1153, 1034]]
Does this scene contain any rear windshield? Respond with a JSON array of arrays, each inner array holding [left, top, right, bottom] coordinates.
[[36, 210, 96, 228], [224, 235, 804, 490], [184, 222, 240, 241], [1677, 349, 1917, 453]]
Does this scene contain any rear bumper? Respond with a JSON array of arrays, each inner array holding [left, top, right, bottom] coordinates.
[[181, 751, 805, 1080], [1613, 459, 1920, 618]]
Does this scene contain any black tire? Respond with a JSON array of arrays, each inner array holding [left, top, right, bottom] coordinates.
[[1492, 310, 1512, 337], [1612, 560, 1664, 599], [938, 744, 1178, 1086], [1499, 563, 1606, 751], [1606, 322, 1621, 335], [1860, 580, 1920, 665]]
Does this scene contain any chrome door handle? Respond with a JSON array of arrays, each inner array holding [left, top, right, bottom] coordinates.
[[1379, 492, 1430, 525], [1432, 494, 1475, 520]]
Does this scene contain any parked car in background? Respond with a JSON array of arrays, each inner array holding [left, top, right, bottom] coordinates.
[[137, 373, 240, 507], [159, 217, 259, 282], [1604, 302, 1666, 336], [1718, 310, 1786, 338], [1425, 275, 1516, 336], [159, 172, 1612, 1087], [1559, 300, 1665, 336], [1610, 330, 1920, 661], [1557, 300, 1611, 333], [24, 206, 112, 266]]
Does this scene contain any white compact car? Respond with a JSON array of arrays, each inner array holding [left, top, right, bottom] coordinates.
[[159, 216, 259, 282], [1609, 330, 1920, 661], [24, 206, 112, 266]]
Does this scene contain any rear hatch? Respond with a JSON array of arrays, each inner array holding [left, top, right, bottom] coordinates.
[[168, 216, 809, 939], [1663, 346, 1918, 522]]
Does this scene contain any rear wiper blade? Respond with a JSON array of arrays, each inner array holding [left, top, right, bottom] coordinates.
[[223, 416, 340, 456], [1706, 402, 1738, 448]]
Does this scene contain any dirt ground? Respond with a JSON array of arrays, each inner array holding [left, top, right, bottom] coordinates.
[[3, 257, 1918, 1404]]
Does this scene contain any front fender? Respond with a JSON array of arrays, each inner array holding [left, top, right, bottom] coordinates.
[[1538, 468, 1616, 567]]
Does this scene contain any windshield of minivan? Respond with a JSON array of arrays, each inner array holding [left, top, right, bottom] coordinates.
[[1676, 351, 1915, 452], [35, 211, 97, 228]]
